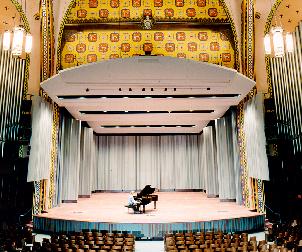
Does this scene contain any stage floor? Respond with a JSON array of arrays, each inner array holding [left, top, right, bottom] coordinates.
[[39, 192, 260, 223], [34, 192, 265, 237]]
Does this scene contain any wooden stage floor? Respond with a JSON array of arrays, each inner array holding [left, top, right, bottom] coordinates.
[[33, 192, 265, 238]]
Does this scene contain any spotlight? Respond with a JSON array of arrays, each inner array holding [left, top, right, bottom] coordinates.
[[151, 88, 154, 91], [164, 88, 167, 91], [142, 88, 145, 91], [207, 88, 211, 90], [86, 88, 89, 92], [129, 88, 132, 91], [174, 88, 176, 91], [119, 88, 122, 91]]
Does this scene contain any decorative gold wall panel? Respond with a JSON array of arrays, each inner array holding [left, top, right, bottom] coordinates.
[[66, 0, 228, 23], [61, 28, 235, 69]]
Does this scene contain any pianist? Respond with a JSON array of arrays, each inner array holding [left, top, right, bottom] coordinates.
[[128, 191, 141, 213]]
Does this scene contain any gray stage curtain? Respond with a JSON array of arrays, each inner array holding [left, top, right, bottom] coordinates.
[[137, 136, 161, 189], [215, 108, 242, 203], [60, 117, 81, 201], [28, 95, 54, 182], [243, 93, 269, 180], [202, 126, 219, 196], [97, 136, 137, 190], [97, 135, 201, 191], [231, 109, 243, 205], [198, 134, 206, 190], [91, 135, 98, 191], [79, 127, 94, 196]]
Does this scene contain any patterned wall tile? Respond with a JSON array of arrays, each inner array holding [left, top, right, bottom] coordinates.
[[67, 0, 228, 23], [61, 28, 235, 69]]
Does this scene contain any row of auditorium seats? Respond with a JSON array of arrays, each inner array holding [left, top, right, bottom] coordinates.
[[164, 228, 302, 252], [26, 231, 135, 252], [266, 224, 302, 250], [0, 225, 135, 252]]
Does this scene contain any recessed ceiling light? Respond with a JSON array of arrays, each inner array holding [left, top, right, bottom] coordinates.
[[125, 111, 128, 112], [176, 126, 181, 127], [103, 111, 107, 112]]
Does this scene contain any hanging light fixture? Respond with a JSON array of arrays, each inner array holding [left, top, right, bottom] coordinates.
[[3, 30, 11, 51], [3, 26, 32, 56], [2, 0, 32, 56], [12, 25, 24, 56], [264, 10, 294, 57]]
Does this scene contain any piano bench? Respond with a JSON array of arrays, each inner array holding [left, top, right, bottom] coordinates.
[[124, 204, 137, 213]]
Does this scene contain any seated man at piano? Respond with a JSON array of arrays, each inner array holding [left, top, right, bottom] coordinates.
[[128, 191, 141, 213], [132, 185, 158, 213]]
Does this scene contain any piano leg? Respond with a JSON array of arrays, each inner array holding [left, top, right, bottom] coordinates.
[[154, 201, 156, 209], [143, 205, 145, 213]]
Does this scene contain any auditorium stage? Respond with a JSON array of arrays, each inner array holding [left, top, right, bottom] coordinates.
[[33, 192, 265, 238]]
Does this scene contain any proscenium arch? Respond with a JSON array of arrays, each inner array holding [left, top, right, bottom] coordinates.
[[56, 0, 239, 72]]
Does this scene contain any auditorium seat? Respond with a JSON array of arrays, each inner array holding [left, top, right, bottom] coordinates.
[[101, 245, 111, 250], [122, 245, 133, 251], [95, 241, 105, 246]]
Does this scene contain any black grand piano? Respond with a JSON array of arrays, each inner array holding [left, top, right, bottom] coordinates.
[[134, 185, 158, 213]]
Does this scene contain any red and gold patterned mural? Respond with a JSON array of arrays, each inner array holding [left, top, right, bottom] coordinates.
[[61, 28, 235, 69], [66, 0, 228, 23], [60, 0, 236, 70]]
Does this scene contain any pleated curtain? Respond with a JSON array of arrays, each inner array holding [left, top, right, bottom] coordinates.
[[60, 116, 81, 201], [91, 135, 98, 191], [243, 93, 269, 181], [231, 110, 243, 205], [202, 126, 219, 196], [27, 95, 54, 182], [97, 136, 137, 190], [97, 135, 201, 191], [137, 136, 161, 189], [79, 127, 94, 196], [215, 108, 242, 203]]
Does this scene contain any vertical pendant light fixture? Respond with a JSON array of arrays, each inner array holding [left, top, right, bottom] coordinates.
[[2, 0, 32, 56], [264, 27, 294, 57], [264, 8, 294, 57]]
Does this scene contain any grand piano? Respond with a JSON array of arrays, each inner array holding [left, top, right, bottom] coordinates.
[[134, 185, 158, 213]]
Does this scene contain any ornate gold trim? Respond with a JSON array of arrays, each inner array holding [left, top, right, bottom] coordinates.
[[219, 0, 239, 71], [56, 0, 77, 73], [65, 17, 230, 24]]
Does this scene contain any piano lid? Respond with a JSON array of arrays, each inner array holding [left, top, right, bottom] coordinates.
[[137, 185, 155, 197]]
